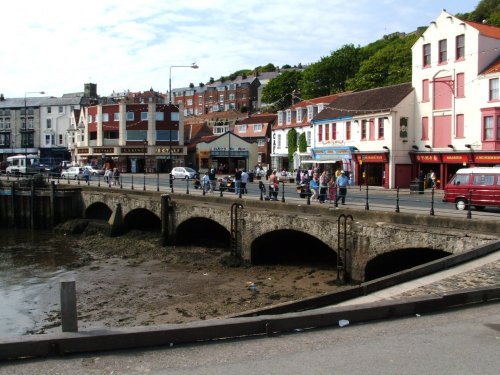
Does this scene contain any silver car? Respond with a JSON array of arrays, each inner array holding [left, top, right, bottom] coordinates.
[[171, 167, 198, 180]]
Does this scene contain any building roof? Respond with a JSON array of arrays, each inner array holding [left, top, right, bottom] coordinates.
[[290, 93, 346, 110], [464, 20, 500, 39], [237, 113, 277, 125], [314, 83, 413, 121], [481, 54, 500, 75]]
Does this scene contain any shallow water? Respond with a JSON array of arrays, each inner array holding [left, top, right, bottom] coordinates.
[[0, 229, 79, 337]]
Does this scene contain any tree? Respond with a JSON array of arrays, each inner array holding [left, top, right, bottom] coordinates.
[[299, 44, 362, 98], [456, 0, 500, 26], [287, 128, 297, 168], [261, 70, 303, 111], [298, 132, 308, 153]]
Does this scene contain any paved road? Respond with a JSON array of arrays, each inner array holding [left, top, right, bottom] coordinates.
[[1, 302, 498, 374]]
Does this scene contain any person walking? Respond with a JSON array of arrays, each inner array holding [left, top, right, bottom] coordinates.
[[234, 168, 242, 195], [309, 173, 319, 201], [202, 171, 212, 193], [240, 169, 249, 194], [319, 170, 328, 203], [335, 170, 349, 205]]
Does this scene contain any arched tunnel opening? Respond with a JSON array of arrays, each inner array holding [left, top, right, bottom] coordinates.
[[251, 229, 337, 267], [85, 202, 112, 221], [364, 247, 451, 281], [176, 218, 231, 248], [124, 209, 161, 232]]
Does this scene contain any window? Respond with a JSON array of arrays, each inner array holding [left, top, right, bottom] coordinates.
[[141, 112, 148, 121], [456, 114, 464, 138], [46, 119, 52, 128], [257, 139, 264, 146], [456, 73, 465, 98], [219, 94, 224, 103], [187, 99, 193, 105], [423, 43, 431, 67], [277, 134, 282, 148], [456, 34, 465, 60], [277, 112, 283, 126], [483, 116, 493, 140], [422, 117, 429, 140], [238, 125, 247, 133], [346, 121, 351, 140], [58, 134, 63, 145], [126, 112, 134, 121], [378, 118, 384, 139], [473, 175, 494, 186], [489, 78, 499, 101], [45, 135, 51, 146], [369, 119, 375, 140], [306, 131, 311, 146], [325, 124, 329, 141], [253, 123, 262, 132], [47, 107, 51, 114], [422, 79, 429, 102], [307, 106, 313, 120], [155, 112, 164, 121], [438, 39, 447, 63], [361, 120, 367, 140], [171, 112, 180, 121], [126, 130, 148, 141], [318, 125, 323, 142], [114, 113, 119, 121], [102, 113, 109, 122], [296, 109, 302, 123], [332, 123, 337, 140], [229, 94, 235, 101], [58, 106, 63, 113], [286, 110, 291, 124]]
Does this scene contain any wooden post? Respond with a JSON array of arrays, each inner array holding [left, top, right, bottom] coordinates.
[[60, 281, 78, 332]]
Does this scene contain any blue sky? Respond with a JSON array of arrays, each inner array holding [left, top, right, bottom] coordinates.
[[0, 0, 479, 98]]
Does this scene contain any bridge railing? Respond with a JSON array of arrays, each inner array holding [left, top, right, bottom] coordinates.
[[1, 172, 499, 220]]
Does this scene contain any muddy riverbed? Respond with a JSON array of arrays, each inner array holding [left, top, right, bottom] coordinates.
[[24, 221, 348, 334]]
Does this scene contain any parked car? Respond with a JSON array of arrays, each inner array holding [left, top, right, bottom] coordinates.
[[443, 167, 500, 210], [171, 167, 198, 180], [61, 166, 87, 180], [83, 165, 104, 176]]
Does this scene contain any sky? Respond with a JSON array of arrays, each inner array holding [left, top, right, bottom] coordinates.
[[0, 0, 480, 99]]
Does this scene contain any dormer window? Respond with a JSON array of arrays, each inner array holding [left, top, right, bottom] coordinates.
[[278, 112, 283, 126], [296, 108, 302, 123], [307, 106, 313, 121], [286, 110, 292, 124]]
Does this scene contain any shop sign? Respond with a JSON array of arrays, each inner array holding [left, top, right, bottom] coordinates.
[[212, 147, 247, 151], [312, 147, 352, 161], [121, 147, 148, 154], [199, 151, 210, 157], [474, 154, 500, 163], [442, 154, 469, 163], [77, 148, 89, 154], [94, 147, 114, 154], [154, 147, 184, 154], [362, 153, 387, 162], [415, 154, 441, 163]]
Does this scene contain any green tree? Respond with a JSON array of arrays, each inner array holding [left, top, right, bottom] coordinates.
[[261, 70, 303, 111], [346, 33, 418, 90], [287, 128, 297, 167], [299, 44, 362, 98], [298, 132, 308, 153], [456, 0, 500, 26]]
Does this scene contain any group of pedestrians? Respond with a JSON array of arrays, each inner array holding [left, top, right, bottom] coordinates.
[[299, 168, 350, 205], [104, 167, 120, 185]]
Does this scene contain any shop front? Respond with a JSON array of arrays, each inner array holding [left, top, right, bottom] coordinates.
[[305, 147, 356, 181], [353, 152, 389, 188]]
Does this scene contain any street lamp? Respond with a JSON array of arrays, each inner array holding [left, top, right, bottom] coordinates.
[[168, 63, 198, 191], [24, 91, 44, 173], [143, 139, 147, 191]]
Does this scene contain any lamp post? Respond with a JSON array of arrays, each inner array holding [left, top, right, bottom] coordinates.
[[24, 91, 44, 173], [143, 139, 147, 191], [168, 63, 198, 191]]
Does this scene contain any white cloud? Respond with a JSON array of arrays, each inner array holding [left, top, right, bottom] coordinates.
[[0, 0, 477, 98]]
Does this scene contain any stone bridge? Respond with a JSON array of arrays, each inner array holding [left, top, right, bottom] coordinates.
[[76, 187, 500, 282]]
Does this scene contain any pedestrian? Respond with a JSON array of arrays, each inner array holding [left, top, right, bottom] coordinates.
[[202, 171, 211, 193], [335, 170, 349, 205], [319, 170, 328, 203], [113, 167, 120, 185], [309, 173, 319, 201], [268, 170, 279, 200], [209, 167, 217, 191], [234, 168, 242, 194], [328, 175, 337, 203], [240, 169, 249, 194]]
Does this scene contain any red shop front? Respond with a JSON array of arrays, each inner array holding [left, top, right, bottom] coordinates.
[[412, 153, 474, 187], [354, 153, 389, 188]]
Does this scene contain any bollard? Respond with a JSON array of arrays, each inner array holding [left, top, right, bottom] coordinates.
[[307, 192, 311, 205], [260, 187, 263, 200], [186, 178, 190, 194], [365, 184, 369, 210], [430, 187, 435, 216], [143, 174, 146, 191], [60, 281, 78, 332], [169, 173, 174, 193], [467, 189, 472, 219], [157, 173, 160, 192], [395, 187, 400, 213], [131, 175, 134, 190], [281, 181, 285, 202], [120, 174, 123, 189]]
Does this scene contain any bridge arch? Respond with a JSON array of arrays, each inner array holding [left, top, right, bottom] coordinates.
[[251, 229, 337, 266], [85, 202, 112, 221], [176, 217, 231, 248], [123, 208, 161, 232], [364, 247, 451, 281]]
